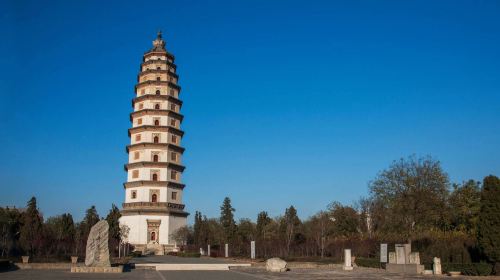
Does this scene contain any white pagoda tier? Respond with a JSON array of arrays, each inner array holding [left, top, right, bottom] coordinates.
[[119, 32, 188, 254]]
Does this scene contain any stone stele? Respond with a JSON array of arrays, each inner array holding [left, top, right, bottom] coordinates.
[[266, 257, 287, 272], [85, 220, 111, 267]]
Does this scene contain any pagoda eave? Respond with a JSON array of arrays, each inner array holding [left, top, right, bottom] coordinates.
[[132, 95, 183, 108], [143, 50, 175, 60], [135, 80, 181, 91], [124, 161, 186, 172], [126, 143, 185, 154], [137, 69, 179, 80], [123, 180, 185, 189], [128, 126, 184, 137]]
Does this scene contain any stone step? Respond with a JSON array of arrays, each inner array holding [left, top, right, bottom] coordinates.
[[135, 263, 251, 271]]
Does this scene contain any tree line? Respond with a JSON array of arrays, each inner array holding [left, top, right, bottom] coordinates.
[[0, 200, 121, 261], [171, 155, 500, 272], [1, 155, 499, 273]]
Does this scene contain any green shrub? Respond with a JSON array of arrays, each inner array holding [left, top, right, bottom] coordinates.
[[355, 257, 383, 268], [0, 259, 11, 271], [442, 263, 493, 276], [177, 252, 201, 258], [129, 251, 142, 258]]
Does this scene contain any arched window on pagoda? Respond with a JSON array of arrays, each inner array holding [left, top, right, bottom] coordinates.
[[155, 104, 160, 110], [153, 154, 159, 162], [151, 194, 157, 202], [151, 231, 156, 241], [156, 90, 160, 95], [152, 173, 158, 181], [153, 136, 159, 143]]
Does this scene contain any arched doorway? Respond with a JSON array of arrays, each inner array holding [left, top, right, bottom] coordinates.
[[151, 231, 156, 241]]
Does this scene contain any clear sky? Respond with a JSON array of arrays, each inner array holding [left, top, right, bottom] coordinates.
[[1, 0, 499, 223]]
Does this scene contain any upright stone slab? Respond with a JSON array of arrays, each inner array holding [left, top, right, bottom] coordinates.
[[250, 241, 255, 259], [395, 244, 406, 264], [225, 243, 229, 258], [388, 252, 396, 264], [380, 243, 388, 263], [343, 249, 353, 270], [404, 244, 411, 264], [409, 252, 420, 264], [85, 220, 110, 267], [207, 244, 211, 257], [433, 257, 442, 275]]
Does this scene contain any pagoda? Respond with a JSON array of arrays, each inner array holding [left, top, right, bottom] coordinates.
[[120, 31, 188, 254]]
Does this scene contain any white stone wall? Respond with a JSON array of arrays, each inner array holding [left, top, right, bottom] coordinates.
[[128, 149, 182, 164], [136, 87, 179, 98], [168, 215, 187, 243], [124, 187, 183, 204], [130, 131, 181, 145], [120, 214, 186, 245], [126, 168, 182, 182], [131, 115, 180, 128]]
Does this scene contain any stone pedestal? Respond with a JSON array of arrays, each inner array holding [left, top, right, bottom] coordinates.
[[386, 263, 424, 274], [71, 266, 123, 273]]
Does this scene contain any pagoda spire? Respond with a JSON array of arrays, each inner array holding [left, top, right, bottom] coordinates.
[[151, 30, 166, 52]]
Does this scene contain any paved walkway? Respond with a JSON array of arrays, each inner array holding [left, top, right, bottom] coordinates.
[[4, 268, 499, 280], [132, 255, 251, 270], [132, 255, 241, 264]]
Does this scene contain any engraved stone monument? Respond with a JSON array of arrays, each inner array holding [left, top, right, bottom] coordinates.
[[85, 220, 110, 267], [71, 220, 122, 273], [386, 244, 424, 274]]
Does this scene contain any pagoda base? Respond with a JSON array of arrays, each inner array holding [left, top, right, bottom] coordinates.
[[119, 214, 186, 247]]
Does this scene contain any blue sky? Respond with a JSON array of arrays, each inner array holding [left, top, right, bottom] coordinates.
[[1, 0, 499, 223]]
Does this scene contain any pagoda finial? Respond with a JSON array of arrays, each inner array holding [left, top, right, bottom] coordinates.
[[151, 30, 166, 51]]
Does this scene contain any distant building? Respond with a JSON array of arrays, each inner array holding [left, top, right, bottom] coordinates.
[[119, 32, 188, 254]]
